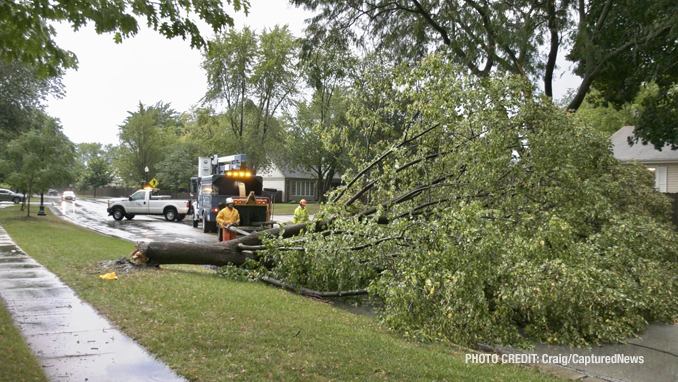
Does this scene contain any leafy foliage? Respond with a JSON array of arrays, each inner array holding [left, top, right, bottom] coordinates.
[[156, 141, 201, 192], [114, 102, 181, 187], [569, 88, 636, 137], [284, 88, 351, 201], [0, 116, 76, 215], [632, 89, 678, 150], [0, 60, 63, 146], [79, 157, 113, 196], [264, 56, 678, 348], [0, 0, 249, 76], [200, 25, 297, 171], [281, 37, 358, 200], [293, 0, 678, 145]]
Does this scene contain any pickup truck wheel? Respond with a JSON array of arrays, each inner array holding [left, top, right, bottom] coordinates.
[[176, 214, 185, 222], [164, 208, 177, 221], [112, 208, 125, 221], [12, 197, 21, 204], [125, 214, 135, 220]]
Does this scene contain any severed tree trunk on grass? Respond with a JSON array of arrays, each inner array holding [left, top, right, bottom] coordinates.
[[132, 221, 329, 266]]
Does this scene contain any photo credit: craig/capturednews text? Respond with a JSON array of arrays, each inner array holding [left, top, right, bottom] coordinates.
[[465, 353, 644, 366]]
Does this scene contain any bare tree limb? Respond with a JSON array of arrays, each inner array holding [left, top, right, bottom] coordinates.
[[259, 276, 369, 298]]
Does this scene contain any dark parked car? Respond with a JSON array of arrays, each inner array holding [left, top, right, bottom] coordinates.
[[0, 188, 25, 204], [48, 189, 59, 196]]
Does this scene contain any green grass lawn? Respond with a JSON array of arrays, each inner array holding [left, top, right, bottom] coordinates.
[[0, 206, 564, 382], [271, 202, 321, 215]]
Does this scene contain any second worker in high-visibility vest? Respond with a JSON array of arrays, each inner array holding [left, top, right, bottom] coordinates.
[[217, 198, 240, 241], [293, 199, 310, 224]]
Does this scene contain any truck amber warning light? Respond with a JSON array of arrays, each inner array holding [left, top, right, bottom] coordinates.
[[225, 171, 252, 177]]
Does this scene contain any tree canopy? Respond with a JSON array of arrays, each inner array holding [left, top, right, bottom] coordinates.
[[79, 157, 114, 197], [198, 25, 297, 171], [292, 0, 678, 145], [115, 102, 181, 187], [0, 60, 63, 144], [0, 0, 250, 76]]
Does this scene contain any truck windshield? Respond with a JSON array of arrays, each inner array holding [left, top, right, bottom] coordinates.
[[130, 191, 145, 200]]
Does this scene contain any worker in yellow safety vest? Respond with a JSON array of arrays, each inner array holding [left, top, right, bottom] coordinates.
[[217, 198, 240, 241], [293, 199, 309, 224]]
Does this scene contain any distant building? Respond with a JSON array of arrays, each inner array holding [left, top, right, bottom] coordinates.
[[611, 126, 678, 193], [258, 163, 342, 202]]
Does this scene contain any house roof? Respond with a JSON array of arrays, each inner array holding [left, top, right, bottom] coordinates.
[[260, 162, 342, 180], [610, 126, 678, 163]]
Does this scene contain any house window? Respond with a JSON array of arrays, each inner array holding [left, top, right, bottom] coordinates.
[[647, 166, 667, 192], [291, 180, 315, 197]]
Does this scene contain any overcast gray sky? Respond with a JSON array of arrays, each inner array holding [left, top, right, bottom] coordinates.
[[46, 1, 312, 146], [46, 2, 581, 147]]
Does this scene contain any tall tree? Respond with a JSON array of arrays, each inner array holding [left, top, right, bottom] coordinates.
[[115, 102, 179, 187], [282, 33, 357, 200], [286, 92, 350, 201], [0, 115, 76, 216], [203, 27, 258, 141], [0, 0, 250, 76], [79, 157, 113, 197], [156, 141, 201, 192], [292, 0, 678, 141], [202, 26, 297, 171]]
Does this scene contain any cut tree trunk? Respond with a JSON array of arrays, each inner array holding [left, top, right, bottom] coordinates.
[[133, 221, 330, 266]]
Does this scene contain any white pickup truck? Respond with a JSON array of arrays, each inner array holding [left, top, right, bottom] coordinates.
[[107, 189, 190, 222]]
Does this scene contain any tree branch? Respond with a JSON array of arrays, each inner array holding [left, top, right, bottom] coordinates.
[[331, 118, 437, 202], [544, 0, 559, 98], [567, 23, 672, 111], [259, 276, 368, 298]]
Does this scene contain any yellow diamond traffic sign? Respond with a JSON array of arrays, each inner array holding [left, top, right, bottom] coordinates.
[[149, 178, 159, 188]]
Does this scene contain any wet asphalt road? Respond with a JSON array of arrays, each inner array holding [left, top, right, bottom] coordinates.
[[46, 197, 217, 245], [44, 196, 294, 245], [2, 197, 295, 245]]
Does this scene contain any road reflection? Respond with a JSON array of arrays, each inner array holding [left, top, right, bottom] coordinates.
[[60, 200, 76, 214], [46, 197, 292, 246], [48, 198, 217, 244]]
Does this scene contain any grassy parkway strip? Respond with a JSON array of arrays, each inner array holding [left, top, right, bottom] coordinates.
[[0, 206, 565, 381]]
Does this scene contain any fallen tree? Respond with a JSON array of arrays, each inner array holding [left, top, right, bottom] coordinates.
[[131, 222, 320, 266], [130, 56, 678, 349]]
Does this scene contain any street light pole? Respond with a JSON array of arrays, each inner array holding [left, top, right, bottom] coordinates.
[[144, 166, 149, 186], [37, 192, 46, 216]]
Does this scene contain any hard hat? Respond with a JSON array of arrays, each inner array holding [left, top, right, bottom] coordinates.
[[300, 199, 306, 205], [226, 197, 234, 204]]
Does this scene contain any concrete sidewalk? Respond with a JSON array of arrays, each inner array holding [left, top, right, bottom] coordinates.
[[0, 225, 185, 382]]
